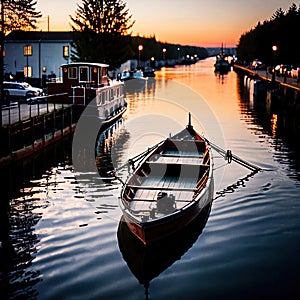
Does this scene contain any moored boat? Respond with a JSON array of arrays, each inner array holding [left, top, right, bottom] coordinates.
[[120, 69, 148, 81], [47, 62, 127, 128], [119, 114, 214, 244], [142, 67, 156, 78], [214, 44, 231, 74], [117, 202, 212, 289]]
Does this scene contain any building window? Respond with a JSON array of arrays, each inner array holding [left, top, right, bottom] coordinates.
[[24, 66, 33, 77], [63, 46, 69, 58], [24, 45, 32, 56], [68, 67, 77, 79]]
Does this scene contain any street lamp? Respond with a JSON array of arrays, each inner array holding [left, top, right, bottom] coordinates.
[[272, 45, 278, 82], [138, 44, 143, 68], [150, 56, 155, 68], [162, 48, 166, 65]]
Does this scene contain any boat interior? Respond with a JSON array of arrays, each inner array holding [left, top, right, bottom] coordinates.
[[123, 138, 211, 219]]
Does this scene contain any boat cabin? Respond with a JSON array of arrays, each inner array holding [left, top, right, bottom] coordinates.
[[47, 62, 110, 104]]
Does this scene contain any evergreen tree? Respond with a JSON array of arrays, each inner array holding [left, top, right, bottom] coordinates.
[[0, 0, 42, 119], [70, 0, 135, 69], [237, 3, 300, 65], [1, 0, 42, 34]]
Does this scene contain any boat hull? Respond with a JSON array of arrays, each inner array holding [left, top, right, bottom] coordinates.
[[120, 121, 214, 245], [100, 105, 127, 130], [117, 202, 212, 285], [121, 175, 214, 245]]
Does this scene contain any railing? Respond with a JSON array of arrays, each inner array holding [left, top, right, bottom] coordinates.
[[1, 94, 68, 126], [0, 96, 84, 163]]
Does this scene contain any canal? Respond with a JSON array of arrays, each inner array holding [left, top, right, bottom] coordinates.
[[0, 57, 299, 299]]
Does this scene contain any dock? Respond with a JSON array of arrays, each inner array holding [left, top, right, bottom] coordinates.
[[233, 64, 300, 106], [0, 98, 84, 166]]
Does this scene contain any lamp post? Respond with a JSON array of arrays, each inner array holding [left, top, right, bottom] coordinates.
[[272, 45, 278, 82], [150, 56, 155, 69], [162, 48, 166, 66], [138, 44, 143, 68]]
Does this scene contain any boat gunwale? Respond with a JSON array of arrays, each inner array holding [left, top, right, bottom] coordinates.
[[121, 169, 213, 227], [120, 127, 214, 226]]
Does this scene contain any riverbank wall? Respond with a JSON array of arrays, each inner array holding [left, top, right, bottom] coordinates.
[[233, 64, 300, 107], [0, 105, 84, 167]]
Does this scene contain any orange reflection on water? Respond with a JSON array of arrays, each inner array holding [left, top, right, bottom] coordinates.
[[270, 113, 278, 137]]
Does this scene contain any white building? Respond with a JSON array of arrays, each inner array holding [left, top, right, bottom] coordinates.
[[4, 31, 74, 81]]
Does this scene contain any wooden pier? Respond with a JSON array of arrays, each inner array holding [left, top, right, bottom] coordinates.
[[0, 100, 84, 166], [233, 64, 300, 106]]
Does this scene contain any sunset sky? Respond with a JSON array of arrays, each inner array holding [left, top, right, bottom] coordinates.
[[36, 0, 295, 47]]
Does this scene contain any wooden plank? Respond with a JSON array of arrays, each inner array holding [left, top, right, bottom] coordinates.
[[160, 151, 203, 158], [149, 156, 202, 165], [131, 198, 191, 203], [127, 184, 197, 192]]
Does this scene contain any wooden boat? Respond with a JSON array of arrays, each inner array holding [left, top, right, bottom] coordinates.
[[47, 62, 127, 128], [120, 114, 214, 244], [118, 203, 212, 289]]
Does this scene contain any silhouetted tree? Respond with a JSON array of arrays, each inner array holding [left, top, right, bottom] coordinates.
[[237, 3, 300, 65], [70, 0, 135, 69], [0, 0, 42, 123], [1, 0, 42, 34]]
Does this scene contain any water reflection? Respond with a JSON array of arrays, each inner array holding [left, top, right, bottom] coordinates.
[[0, 167, 68, 299], [96, 119, 129, 180], [237, 74, 300, 181], [1, 57, 299, 299], [117, 203, 212, 299]]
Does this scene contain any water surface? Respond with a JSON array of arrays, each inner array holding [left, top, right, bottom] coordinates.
[[1, 57, 299, 299]]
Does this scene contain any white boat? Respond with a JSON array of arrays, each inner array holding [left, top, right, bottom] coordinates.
[[121, 69, 148, 81], [48, 62, 127, 127]]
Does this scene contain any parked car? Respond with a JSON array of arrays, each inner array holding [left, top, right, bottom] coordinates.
[[250, 59, 266, 70], [275, 64, 292, 76], [290, 66, 300, 79], [3, 81, 43, 102]]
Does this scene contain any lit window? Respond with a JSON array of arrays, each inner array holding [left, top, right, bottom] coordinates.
[[24, 45, 32, 56], [68, 67, 77, 79], [24, 66, 33, 77], [63, 46, 69, 57]]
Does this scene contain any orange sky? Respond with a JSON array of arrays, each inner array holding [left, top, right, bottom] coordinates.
[[36, 0, 295, 47]]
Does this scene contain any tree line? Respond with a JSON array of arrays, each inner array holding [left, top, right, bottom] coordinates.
[[0, 0, 207, 70], [70, 0, 207, 68], [236, 3, 300, 66]]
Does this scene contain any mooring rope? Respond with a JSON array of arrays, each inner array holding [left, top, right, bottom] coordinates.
[[109, 139, 165, 175], [202, 136, 262, 172]]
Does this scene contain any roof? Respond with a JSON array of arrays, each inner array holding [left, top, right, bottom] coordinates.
[[61, 62, 110, 68], [5, 30, 73, 42]]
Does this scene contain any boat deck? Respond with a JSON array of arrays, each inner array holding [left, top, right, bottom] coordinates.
[[127, 175, 198, 214], [123, 135, 210, 219], [129, 188, 193, 213], [148, 153, 203, 165]]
